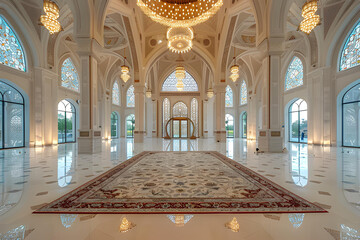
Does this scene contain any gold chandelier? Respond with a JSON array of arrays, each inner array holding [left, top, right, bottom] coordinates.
[[137, 0, 223, 27], [146, 88, 152, 98], [299, 0, 320, 34], [167, 27, 194, 54], [229, 48, 239, 82], [40, 0, 62, 34], [207, 88, 214, 98], [175, 66, 185, 91], [121, 49, 131, 83]]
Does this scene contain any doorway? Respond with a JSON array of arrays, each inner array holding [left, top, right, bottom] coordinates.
[[173, 119, 188, 138]]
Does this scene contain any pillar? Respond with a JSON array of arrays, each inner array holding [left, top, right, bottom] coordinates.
[[214, 84, 226, 142], [134, 84, 146, 143]]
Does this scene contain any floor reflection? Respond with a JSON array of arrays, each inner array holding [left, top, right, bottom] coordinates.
[[58, 145, 75, 187], [60, 214, 77, 229], [288, 213, 305, 228], [0, 225, 25, 239], [290, 144, 308, 187]]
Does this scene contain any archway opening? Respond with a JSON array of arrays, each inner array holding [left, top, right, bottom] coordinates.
[[342, 83, 360, 147], [58, 100, 76, 144], [241, 112, 247, 139], [126, 114, 135, 138], [225, 114, 234, 138], [111, 111, 120, 139], [288, 99, 308, 143]]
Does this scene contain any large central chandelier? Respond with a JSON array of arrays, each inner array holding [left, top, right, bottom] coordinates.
[[40, 0, 62, 34], [299, 0, 320, 34], [167, 27, 194, 54], [175, 66, 185, 91], [137, 0, 223, 27]]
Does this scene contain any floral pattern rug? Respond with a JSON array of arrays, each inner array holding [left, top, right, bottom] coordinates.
[[34, 151, 327, 214]]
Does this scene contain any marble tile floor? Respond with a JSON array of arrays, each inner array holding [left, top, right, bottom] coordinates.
[[0, 138, 359, 240]]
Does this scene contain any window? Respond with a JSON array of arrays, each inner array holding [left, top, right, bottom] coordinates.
[[163, 98, 170, 137], [285, 57, 304, 91], [225, 85, 233, 108], [58, 100, 76, 143], [225, 114, 234, 138], [61, 58, 80, 92], [289, 99, 307, 143], [342, 83, 360, 147], [126, 85, 135, 107], [126, 114, 135, 138], [0, 16, 26, 72], [112, 81, 120, 105], [240, 81, 247, 105], [0, 80, 25, 149], [173, 102, 188, 117], [241, 112, 247, 138], [162, 70, 198, 92], [111, 112, 119, 139], [340, 20, 360, 71], [190, 98, 198, 137]]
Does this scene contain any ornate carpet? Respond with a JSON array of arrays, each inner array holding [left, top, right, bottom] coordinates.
[[34, 151, 327, 214]]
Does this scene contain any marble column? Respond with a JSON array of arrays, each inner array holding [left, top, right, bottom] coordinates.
[[134, 84, 146, 143], [214, 84, 226, 142]]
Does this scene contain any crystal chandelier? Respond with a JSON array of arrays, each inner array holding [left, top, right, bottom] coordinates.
[[119, 217, 135, 233], [299, 0, 320, 34], [167, 27, 194, 54], [229, 48, 239, 82], [40, 0, 62, 34], [225, 217, 240, 232], [137, 0, 223, 28], [121, 49, 131, 83], [175, 66, 185, 91], [207, 88, 214, 99]]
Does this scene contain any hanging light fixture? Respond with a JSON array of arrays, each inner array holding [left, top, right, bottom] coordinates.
[[146, 88, 152, 98], [175, 66, 185, 91], [40, 0, 62, 34], [167, 27, 194, 54], [299, 0, 320, 34], [137, 0, 223, 28], [119, 217, 136, 233], [207, 79, 214, 99], [121, 48, 131, 83], [225, 217, 240, 233], [229, 48, 239, 82]]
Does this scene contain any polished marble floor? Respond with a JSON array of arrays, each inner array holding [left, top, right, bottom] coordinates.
[[0, 138, 359, 239]]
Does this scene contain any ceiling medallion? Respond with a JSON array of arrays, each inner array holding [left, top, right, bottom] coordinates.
[[167, 27, 194, 54], [137, 0, 223, 27], [40, 0, 62, 34], [299, 0, 320, 34]]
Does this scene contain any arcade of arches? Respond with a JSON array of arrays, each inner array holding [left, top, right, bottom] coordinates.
[[0, 0, 360, 239]]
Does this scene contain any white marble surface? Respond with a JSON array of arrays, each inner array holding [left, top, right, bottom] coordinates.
[[0, 138, 359, 239]]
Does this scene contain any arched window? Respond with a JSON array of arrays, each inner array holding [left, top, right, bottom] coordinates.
[[340, 21, 360, 71], [241, 112, 247, 138], [126, 85, 135, 107], [342, 83, 360, 147], [173, 102, 188, 117], [225, 85, 233, 108], [285, 57, 304, 91], [0, 16, 26, 72], [61, 58, 80, 92], [58, 100, 76, 143], [126, 114, 135, 138], [225, 114, 234, 138], [111, 112, 119, 139], [162, 71, 198, 92], [191, 98, 198, 137], [240, 81, 247, 105], [289, 99, 307, 143], [163, 98, 170, 137], [112, 81, 120, 105], [173, 102, 188, 138], [0, 80, 25, 149]]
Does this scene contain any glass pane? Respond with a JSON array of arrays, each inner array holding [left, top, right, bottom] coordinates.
[[112, 81, 120, 105], [0, 16, 26, 72], [126, 115, 135, 138], [162, 71, 198, 92], [0, 101, 2, 148], [58, 111, 65, 143], [190, 98, 198, 137], [340, 21, 360, 71], [285, 57, 304, 91], [173, 120, 180, 138], [173, 102, 187, 117], [181, 120, 188, 138], [242, 113, 247, 138], [111, 113, 118, 139], [0, 81, 23, 104], [66, 112, 75, 142], [240, 81, 247, 105], [163, 98, 171, 137], [225, 85, 233, 108], [299, 111, 308, 143], [126, 85, 135, 107], [61, 58, 80, 92], [4, 102, 24, 148], [290, 111, 299, 142], [343, 84, 360, 103], [225, 114, 234, 138], [343, 103, 360, 147]]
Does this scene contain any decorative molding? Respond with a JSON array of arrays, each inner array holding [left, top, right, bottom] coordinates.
[[160, 92, 200, 96]]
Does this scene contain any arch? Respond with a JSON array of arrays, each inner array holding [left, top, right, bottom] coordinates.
[[61, 58, 80, 92], [58, 99, 77, 143], [225, 114, 234, 138], [0, 15, 26, 72], [225, 85, 233, 108], [126, 85, 135, 107], [163, 98, 170, 137], [111, 111, 120, 139], [285, 56, 304, 91], [162, 70, 198, 92], [112, 81, 120, 105], [240, 80, 247, 105], [240, 111, 247, 139], [288, 99, 308, 143], [339, 19, 360, 71], [173, 102, 188, 117], [126, 114, 135, 138]]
